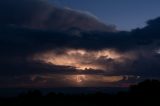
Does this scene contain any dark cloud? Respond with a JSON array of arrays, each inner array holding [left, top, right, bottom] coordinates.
[[0, 55, 104, 77], [0, 0, 50, 26], [0, 0, 160, 87], [0, 0, 116, 32], [0, 17, 160, 87], [0, 18, 160, 66]]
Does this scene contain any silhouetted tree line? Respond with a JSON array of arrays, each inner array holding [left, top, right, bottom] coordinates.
[[0, 80, 160, 106]]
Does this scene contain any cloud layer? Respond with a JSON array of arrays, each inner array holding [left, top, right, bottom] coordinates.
[[0, 0, 160, 87], [0, 0, 116, 32]]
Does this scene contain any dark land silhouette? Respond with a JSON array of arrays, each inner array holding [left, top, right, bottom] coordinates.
[[0, 79, 160, 106]]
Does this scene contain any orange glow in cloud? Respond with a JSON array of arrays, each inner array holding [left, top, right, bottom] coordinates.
[[31, 74, 124, 85], [28, 74, 140, 87], [75, 75, 87, 83], [33, 49, 132, 70]]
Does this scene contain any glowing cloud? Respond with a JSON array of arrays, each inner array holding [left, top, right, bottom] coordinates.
[[75, 75, 87, 83], [28, 74, 127, 87], [33, 49, 135, 71]]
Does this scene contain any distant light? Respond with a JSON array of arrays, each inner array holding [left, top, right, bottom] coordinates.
[[156, 49, 160, 54], [76, 75, 86, 83]]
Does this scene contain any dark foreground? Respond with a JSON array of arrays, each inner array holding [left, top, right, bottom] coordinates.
[[0, 80, 160, 106]]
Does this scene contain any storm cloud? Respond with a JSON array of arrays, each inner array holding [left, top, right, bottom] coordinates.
[[0, 0, 160, 87], [0, 0, 116, 32]]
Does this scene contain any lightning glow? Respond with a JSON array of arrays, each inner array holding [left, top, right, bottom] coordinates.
[[33, 49, 133, 70]]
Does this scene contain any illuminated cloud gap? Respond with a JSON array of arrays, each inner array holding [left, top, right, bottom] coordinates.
[[33, 49, 135, 71]]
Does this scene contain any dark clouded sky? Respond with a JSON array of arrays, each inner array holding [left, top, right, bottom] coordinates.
[[0, 0, 160, 88], [51, 0, 160, 30]]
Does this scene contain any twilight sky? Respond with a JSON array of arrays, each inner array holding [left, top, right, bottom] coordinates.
[[51, 0, 160, 30], [0, 0, 160, 88]]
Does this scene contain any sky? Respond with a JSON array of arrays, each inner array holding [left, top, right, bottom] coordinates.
[[0, 0, 160, 88], [51, 0, 160, 30]]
